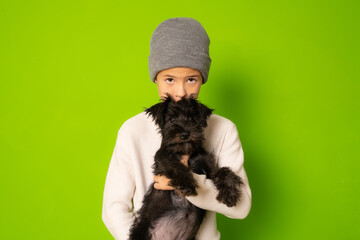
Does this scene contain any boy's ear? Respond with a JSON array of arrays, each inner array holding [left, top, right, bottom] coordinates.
[[145, 95, 171, 127]]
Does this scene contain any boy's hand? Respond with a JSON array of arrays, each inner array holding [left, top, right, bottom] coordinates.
[[153, 155, 190, 190], [180, 154, 190, 167], [153, 175, 175, 190]]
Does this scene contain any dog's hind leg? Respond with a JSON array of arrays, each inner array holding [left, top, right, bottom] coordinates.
[[128, 219, 152, 240], [129, 188, 172, 240]]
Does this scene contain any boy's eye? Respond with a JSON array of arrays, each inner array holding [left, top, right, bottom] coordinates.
[[166, 78, 174, 83], [188, 78, 196, 83]]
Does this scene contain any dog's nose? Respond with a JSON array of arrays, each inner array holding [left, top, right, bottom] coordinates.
[[181, 132, 190, 140]]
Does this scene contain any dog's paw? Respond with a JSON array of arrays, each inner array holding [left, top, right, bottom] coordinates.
[[168, 170, 199, 197], [216, 189, 240, 207], [172, 178, 199, 197], [175, 185, 198, 197], [212, 167, 243, 207]]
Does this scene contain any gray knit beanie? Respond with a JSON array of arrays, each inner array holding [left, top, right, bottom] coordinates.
[[148, 17, 211, 84]]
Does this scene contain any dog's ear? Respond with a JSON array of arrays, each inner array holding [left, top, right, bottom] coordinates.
[[189, 97, 213, 127], [145, 95, 171, 127], [198, 103, 213, 127]]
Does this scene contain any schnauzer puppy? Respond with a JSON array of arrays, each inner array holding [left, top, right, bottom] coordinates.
[[129, 95, 243, 240]]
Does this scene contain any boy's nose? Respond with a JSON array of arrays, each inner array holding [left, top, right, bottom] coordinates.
[[174, 84, 187, 101]]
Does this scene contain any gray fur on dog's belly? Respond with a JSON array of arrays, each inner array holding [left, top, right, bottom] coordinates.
[[149, 193, 198, 240]]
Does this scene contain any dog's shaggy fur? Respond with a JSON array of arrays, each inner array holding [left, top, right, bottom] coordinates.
[[129, 95, 243, 240]]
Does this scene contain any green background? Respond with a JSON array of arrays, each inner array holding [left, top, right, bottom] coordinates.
[[1, 0, 359, 239]]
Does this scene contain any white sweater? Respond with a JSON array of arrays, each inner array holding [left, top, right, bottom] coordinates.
[[102, 112, 252, 240]]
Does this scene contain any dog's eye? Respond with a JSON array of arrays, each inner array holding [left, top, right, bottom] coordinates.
[[169, 118, 175, 123]]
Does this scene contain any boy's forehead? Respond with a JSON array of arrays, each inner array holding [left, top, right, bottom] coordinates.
[[158, 67, 201, 77]]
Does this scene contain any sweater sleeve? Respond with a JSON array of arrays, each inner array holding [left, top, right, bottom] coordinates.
[[186, 123, 252, 219], [102, 125, 136, 240]]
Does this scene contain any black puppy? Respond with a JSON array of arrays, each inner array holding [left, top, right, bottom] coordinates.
[[129, 95, 243, 240]]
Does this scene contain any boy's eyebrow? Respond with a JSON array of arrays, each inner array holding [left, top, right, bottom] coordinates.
[[162, 74, 201, 78]]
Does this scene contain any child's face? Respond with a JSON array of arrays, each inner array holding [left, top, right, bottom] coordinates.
[[155, 67, 203, 102]]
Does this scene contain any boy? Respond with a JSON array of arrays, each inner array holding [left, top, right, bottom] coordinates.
[[102, 17, 251, 240]]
